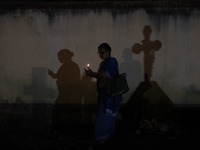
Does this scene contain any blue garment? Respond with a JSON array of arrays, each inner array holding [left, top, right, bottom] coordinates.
[[94, 57, 122, 141]]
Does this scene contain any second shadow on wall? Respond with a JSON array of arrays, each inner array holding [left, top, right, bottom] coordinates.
[[120, 25, 174, 134], [119, 48, 142, 93]]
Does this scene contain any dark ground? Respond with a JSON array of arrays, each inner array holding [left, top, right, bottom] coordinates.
[[0, 104, 200, 150]]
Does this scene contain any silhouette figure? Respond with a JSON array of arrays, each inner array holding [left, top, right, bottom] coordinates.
[[48, 49, 82, 131], [132, 25, 161, 82], [85, 43, 122, 149], [121, 25, 173, 134], [119, 48, 142, 96]]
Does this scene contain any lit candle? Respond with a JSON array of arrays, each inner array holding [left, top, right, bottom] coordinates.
[[87, 64, 90, 67]]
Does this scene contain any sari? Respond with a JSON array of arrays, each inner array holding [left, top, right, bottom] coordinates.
[[94, 57, 122, 141]]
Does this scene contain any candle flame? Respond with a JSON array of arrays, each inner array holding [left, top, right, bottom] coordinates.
[[87, 64, 90, 67]]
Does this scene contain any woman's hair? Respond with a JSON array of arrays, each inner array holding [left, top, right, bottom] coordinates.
[[98, 43, 111, 52], [57, 49, 74, 57]]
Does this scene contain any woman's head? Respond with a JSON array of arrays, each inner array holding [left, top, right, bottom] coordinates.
[[57, 49, 74, 63], [98, 43, 111, 60]]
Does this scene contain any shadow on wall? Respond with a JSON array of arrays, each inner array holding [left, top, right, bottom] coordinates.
[[23, 48, 97, 131], [119, 48, 142, 96], [132, 25, 162, 82], [48, 49, 82, 104], [47, 49, 97, 131], [121, 25, 174, 134]]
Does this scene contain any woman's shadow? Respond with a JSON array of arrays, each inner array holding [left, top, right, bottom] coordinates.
[[50, 49, 83, 132]]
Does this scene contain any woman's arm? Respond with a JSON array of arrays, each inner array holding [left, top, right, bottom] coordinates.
[[84, 67, 106, 78], [48, 69, 57, 79]]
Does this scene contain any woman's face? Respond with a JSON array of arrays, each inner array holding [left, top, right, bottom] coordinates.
[[57, 55, 70, 63], [98, 49, 110, 60], [58, 55, 63, 63]]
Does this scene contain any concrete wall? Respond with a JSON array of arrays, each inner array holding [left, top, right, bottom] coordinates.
[[0, 3, 200, 104]]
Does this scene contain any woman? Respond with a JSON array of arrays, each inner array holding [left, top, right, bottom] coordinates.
[[85, 43, 122, 148]]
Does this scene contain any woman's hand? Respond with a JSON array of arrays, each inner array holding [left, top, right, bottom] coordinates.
[[84, 67, 93, 77], [84, 67, 106, 78], [48, 69, 56, 78]]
